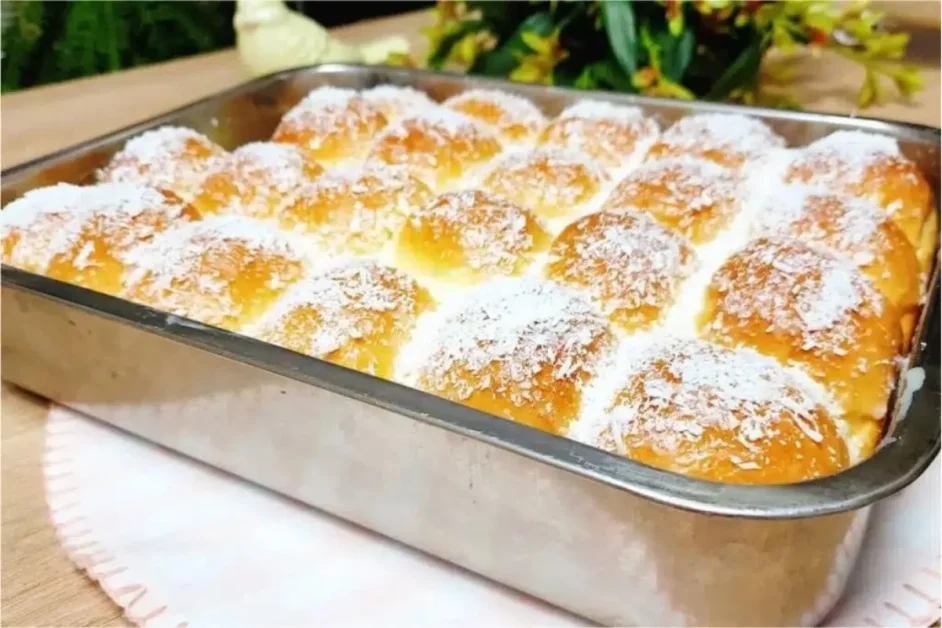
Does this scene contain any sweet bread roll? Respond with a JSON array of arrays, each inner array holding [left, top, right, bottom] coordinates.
[[646, 113, 786, 168], [1, 183, 195, 296], [753, 186, 922, 333], [99, 126, 227, 200], [783, 131, 935, 271], [603, 158, 742, 244], [362, 85, 438, 123], [396, 190, 550, 286], [414, 278, 616, 434], [251, 260, 434, 379], [545, 209, 696, 331], [539, 101, 658, 169], [272, 86, 388, 164], [575, 338, 849, 484], [699, 237, 902, 455], [123, 216, 306, 331], [369, 108, 502, 191], [191, 142, 323, 219], [481, 148, 609, 220], [278, 163, 433, 255], [444, 89, 547, 143]]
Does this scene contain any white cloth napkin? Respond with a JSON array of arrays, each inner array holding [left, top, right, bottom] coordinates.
[[43, 405, 940, 628]]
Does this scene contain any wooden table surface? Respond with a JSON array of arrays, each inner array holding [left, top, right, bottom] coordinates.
[[1, 7, 939, 627]]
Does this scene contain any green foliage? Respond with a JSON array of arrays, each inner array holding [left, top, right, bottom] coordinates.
[[1, 0, 234, 93], [1, 0, 47, 92], [602, 1, 638, 78], [419, 0, 922, 108]]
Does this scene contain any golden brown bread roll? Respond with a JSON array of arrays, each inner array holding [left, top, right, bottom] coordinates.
[[783, 131, 935, 272], [482, 147, 610, 220], [545, 209, 697, 332], [369, 108, 502, 191], [99, 126, 227, 200], [250, 259, 434, 379], [272, 86, 388, 164], [122, 216, 307, 331], [191, 142, 323, 219], [444, 89, 547, 144], [1, 183, 196, 296], [396, 190, 550, 286], [362, 85, 439, 123], [604, 158, 743, 244], [646, 113, 786, 168], [698, 237, 902, 456], [573, 338, 849, 484], [413, 278, 616, 435], [540, 101, 658, 169], [278, 163, 433, 255], [752, 186, 922, 341]]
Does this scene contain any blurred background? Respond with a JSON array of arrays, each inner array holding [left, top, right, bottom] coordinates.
[[0, 1, 433, 93], [1, 0, 937, 95]]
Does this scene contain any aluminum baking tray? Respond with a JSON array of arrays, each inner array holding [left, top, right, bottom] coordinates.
[[2, 64, 939, 626]]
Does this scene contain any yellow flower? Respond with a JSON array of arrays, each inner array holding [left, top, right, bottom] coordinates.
[[509, 29, 568, 85], [421, 0, 467, 52], [452, 30, 497, 67], [385, 51, 418, 68], [632, 65, 695, 100]]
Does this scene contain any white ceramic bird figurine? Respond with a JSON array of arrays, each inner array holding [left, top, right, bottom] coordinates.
[[234, 0, 410, 77]]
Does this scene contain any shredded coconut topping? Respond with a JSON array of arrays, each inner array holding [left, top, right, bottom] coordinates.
[[274, 86, 386, 158], [707, 237, 882, 353], [124, 215, 303, 292], [605, 157, 741, 241], [282, 162, 430, 250], [786, 130, 903, 184], [303, 162, 418, 198], [558, 100, 648, 123], [254, 260, 427, 371], [362, 85, 439, 121], [445, 89, 547, 138], [280, 86, 360, 122], [1, 183, 189, 271], [654, 113, 785, 163], [404, 190, 540, 273], [542, 101, 659, 167], [370, 107, 502, 185], [753, 185, 894, 266], [808, 130, 900, 158], [602, 339, 829, 458], [99, 126, 225, 196], [386, 106, 491, 138], [546, 210, 696, 327], [483, 147, 609, 216], [417, 278, 612, 401], [195, 142, 320, 216], [228, 142, 314, 193]]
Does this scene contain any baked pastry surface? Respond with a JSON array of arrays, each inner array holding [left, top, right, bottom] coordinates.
[[4, 84, 936, 484]]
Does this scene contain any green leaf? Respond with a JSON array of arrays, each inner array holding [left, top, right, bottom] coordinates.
[[705, 34, 766, 100], [659, 29, 694, 82], [602, 0, 638, 77], [470, 12, 554, 76], [427, 19, 487, 69], [465, 0, 532, 39], [589, 58, 634, 91], [574, 67, 598, 90], [553, 59, 583, 87]]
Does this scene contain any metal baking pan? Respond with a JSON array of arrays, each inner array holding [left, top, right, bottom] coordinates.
[[2, 64, 939, 626]]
